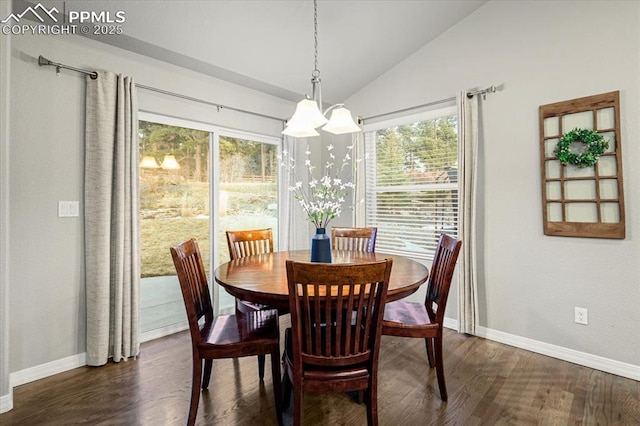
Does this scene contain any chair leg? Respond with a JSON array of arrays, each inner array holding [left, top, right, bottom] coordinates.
[[433, 336, 448, 401], [282, 368, 292, 410], [425, 337, 435, 368], [270, 349, 283, 426], [258, 354, 266, 380], [293, 386, 303, 426], [187, 356, 203, 426], [202, 359, 213, 390], [365, 385, 378, 426]]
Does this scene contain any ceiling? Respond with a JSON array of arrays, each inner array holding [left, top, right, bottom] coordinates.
[[30, 0, 487, 104]]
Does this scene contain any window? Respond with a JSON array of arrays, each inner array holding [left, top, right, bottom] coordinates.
[[364, 106, 458, 259]]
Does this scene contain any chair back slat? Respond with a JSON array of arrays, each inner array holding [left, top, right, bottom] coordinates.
[[287, 259, 392, 369], [425, 234, 462, 324], [331, 227, 377, 252], [170, 238, 213, 345], [226, 229, 274, 260]]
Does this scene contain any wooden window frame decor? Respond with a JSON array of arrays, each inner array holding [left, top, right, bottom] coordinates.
[[539, 91, 625, 239]]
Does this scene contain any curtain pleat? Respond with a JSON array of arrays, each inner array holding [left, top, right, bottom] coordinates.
[[457, 91, 479, 335], [279, 135, 312, 250], [85, 71, 140, 366], [353, 132, 366, 227]]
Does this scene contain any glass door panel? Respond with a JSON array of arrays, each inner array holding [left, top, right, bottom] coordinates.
[[139, 120, 210, 335], [216, 134, 279, 312]]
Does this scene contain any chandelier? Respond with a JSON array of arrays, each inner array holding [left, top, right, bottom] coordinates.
[[282, 0, 361, 138]]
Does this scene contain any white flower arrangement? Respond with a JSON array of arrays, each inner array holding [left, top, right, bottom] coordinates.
[[279, 144, 358, 229]]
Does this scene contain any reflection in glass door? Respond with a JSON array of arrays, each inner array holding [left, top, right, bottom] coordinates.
[[138, 119, 210, 338]]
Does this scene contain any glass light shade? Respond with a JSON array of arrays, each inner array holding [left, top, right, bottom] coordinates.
[[139, 156, 160, 168], [282, 118, 320, 137], [161, 154, 180, 170], [289, 98, 328, 128], [321, 107, 361, 135]]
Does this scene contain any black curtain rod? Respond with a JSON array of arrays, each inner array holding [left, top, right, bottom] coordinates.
[[38, 55, 286, 124]]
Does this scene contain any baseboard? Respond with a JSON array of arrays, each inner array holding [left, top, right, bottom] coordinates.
[[443, 317, 459, 330], [8, 322, 188, 391], [443, 318, 638, 380], [1, 322, 189, 413], [10, 352, 87, 388], [140, 321, 188, 343], [0, 387, 13, 413], [475, 325, 639, 381]]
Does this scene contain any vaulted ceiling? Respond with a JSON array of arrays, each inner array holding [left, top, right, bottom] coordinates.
[[29, 0, 487, 104]]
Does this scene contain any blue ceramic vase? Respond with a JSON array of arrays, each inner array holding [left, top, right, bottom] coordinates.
[[310, 227, 332, 263]]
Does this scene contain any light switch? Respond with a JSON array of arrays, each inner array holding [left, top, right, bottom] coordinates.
[[58, 201, 80, 217]]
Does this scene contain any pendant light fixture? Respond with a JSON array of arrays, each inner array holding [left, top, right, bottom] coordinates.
[[282, 0, 361, 137]]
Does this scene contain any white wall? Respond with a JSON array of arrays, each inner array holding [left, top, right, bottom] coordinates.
[[6, 31, 293, 382], [347, 0, 640, 367]]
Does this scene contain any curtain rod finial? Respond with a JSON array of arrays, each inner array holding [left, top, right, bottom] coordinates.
[[38, 55, 52, 66]]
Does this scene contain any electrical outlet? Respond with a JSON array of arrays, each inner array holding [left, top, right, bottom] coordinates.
[[575, 307, 588, 325]]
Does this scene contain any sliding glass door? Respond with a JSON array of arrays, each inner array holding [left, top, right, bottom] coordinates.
[[138, 114, 279, 337]]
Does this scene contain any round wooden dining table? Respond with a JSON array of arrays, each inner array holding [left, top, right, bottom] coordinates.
[[214, 250, 429, 311]]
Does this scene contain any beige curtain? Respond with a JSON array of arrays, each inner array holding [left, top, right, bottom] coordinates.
[[457, 91, 479, 335], [279, 135, 312, 250], [85, 71, 140, 366], [353, 132, 366, 226]]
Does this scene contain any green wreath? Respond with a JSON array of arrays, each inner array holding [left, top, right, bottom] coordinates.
[[554, 128, 608, 168]]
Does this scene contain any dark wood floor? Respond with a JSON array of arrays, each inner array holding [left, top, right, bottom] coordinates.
[[2, 318, 638, 425]]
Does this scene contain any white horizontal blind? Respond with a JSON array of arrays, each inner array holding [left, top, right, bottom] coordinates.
[[364, 108, 458, 259]]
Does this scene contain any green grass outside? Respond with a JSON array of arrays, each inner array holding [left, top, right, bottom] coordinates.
[[141, 217, 210, 278], [140, 182, 277, 278]]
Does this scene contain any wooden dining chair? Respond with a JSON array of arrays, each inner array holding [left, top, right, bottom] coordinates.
[[226, 228, 288, 379], [330, 226, 378, 404], [170, 238, 283, 426], [331, 226, 378, 252], [381, 234, 462, 401], [226, 228, 274, 261], [282, 258, 393, 426], [226, 228, 282, 313]]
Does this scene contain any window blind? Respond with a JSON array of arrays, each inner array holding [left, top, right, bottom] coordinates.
[[364, 109, 458, 259]]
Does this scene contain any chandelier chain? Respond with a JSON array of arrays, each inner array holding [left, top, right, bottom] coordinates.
[[312, 0, 319, 77], [283, 0, 359, 137]]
